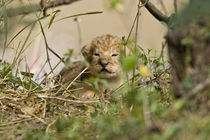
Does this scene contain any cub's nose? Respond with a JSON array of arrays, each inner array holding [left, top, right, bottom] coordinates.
[[99, 60, 109, 67]]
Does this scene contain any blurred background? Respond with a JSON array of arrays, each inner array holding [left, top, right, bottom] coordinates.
[[0, 0, 188, 76]]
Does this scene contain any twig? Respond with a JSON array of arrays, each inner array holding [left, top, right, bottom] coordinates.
[[0, 89, 18, 95], [158, 41, 166, 61], [40, 0, 80, 10], [74, 17, 82, 53], [37, 17, 54, 73], [35, 57, 64, 90], [185, 77, 210, 99], [140, 0, 169, 22], [25, 57, 33, 92], [108, 80, 129, 96], [126, 0, 149, 42], [66, 67, 88, 89], [2, 0, 81, 17], [108, 74, 141, 96], [36, 94, 98, 104], [54, 67, 88, 95], [46, 118, 57, 134], [29, 113, 47, 125], [40, 0, 47, 16], [123, 14, 137, 86], [0, 118, 34, 127], [54, 78, 73, 95], [132, 0, 141, 85], [35, 60, 48, 81], [126, 11, 137, 42]]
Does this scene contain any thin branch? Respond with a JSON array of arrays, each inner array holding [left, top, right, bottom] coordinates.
[[132, 0, 141, 85], [41, 0, 80, 9], [35, 57, 64, 90], [46, 118, 57, 134], [2, 0, 81, 17], [185, 77, 210, 99], [38, 18, 54, 73], [0, 118, 35, 127], [158, 41, 166, 60], [66, 67, 88, 89], [74, 17, 82, 54], [36, 94, 98, 104], [140, 0, 169, 22]]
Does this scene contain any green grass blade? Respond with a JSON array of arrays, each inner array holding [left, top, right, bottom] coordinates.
[[13, 22, 36, 65], [6, 14, 50, 49], [48, 9, 61, 29], [8, 74, 43, 90], [56, 11, 103, 22]]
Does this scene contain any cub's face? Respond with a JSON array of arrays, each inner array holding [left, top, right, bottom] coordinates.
[[81, 35, 123, 79]]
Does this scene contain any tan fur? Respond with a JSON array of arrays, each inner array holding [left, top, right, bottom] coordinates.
[[58, 34, 123, 99]]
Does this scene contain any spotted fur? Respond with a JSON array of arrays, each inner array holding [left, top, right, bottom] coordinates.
[[58, 34, 124, 99]]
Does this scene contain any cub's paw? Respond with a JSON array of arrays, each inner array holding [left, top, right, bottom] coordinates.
[[80, 90, 95, 100]]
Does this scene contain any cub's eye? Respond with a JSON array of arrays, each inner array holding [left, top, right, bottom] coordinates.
[[111, 54, 118, 57], [94, 53, 100, 56]]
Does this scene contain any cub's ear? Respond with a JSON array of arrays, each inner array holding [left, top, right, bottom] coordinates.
[[81, 44, 93, 62]]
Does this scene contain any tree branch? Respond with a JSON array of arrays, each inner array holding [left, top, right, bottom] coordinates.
[[140, 0, 169, 22], [4, 0, 81, 17], [185, 77, 210, 99], [41, 0, 80, 9]]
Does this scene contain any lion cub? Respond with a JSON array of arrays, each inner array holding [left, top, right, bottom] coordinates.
[[58, 34, 124, 99]]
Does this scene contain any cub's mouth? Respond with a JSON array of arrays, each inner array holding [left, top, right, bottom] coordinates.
[[100, 68, 114, 74]]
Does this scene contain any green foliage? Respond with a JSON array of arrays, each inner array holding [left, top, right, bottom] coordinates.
[[55, 117, 84, 139], [120, 54, 137, 72], [173, 99, 185, 111], [0, 60, 42, 90], [105, 0, 123, 9], [162, 14, 177, 29], [23, 130, 49, 140], [199, 27, 210, 38], [125, 87, 142, 107], [48, 10, 61, 29], [64, 49, 74, 67], [181, 37, 194, 46], [175, 0, 210, 28], [84, 76, 115, 93], [95, 114, 141, 140]]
